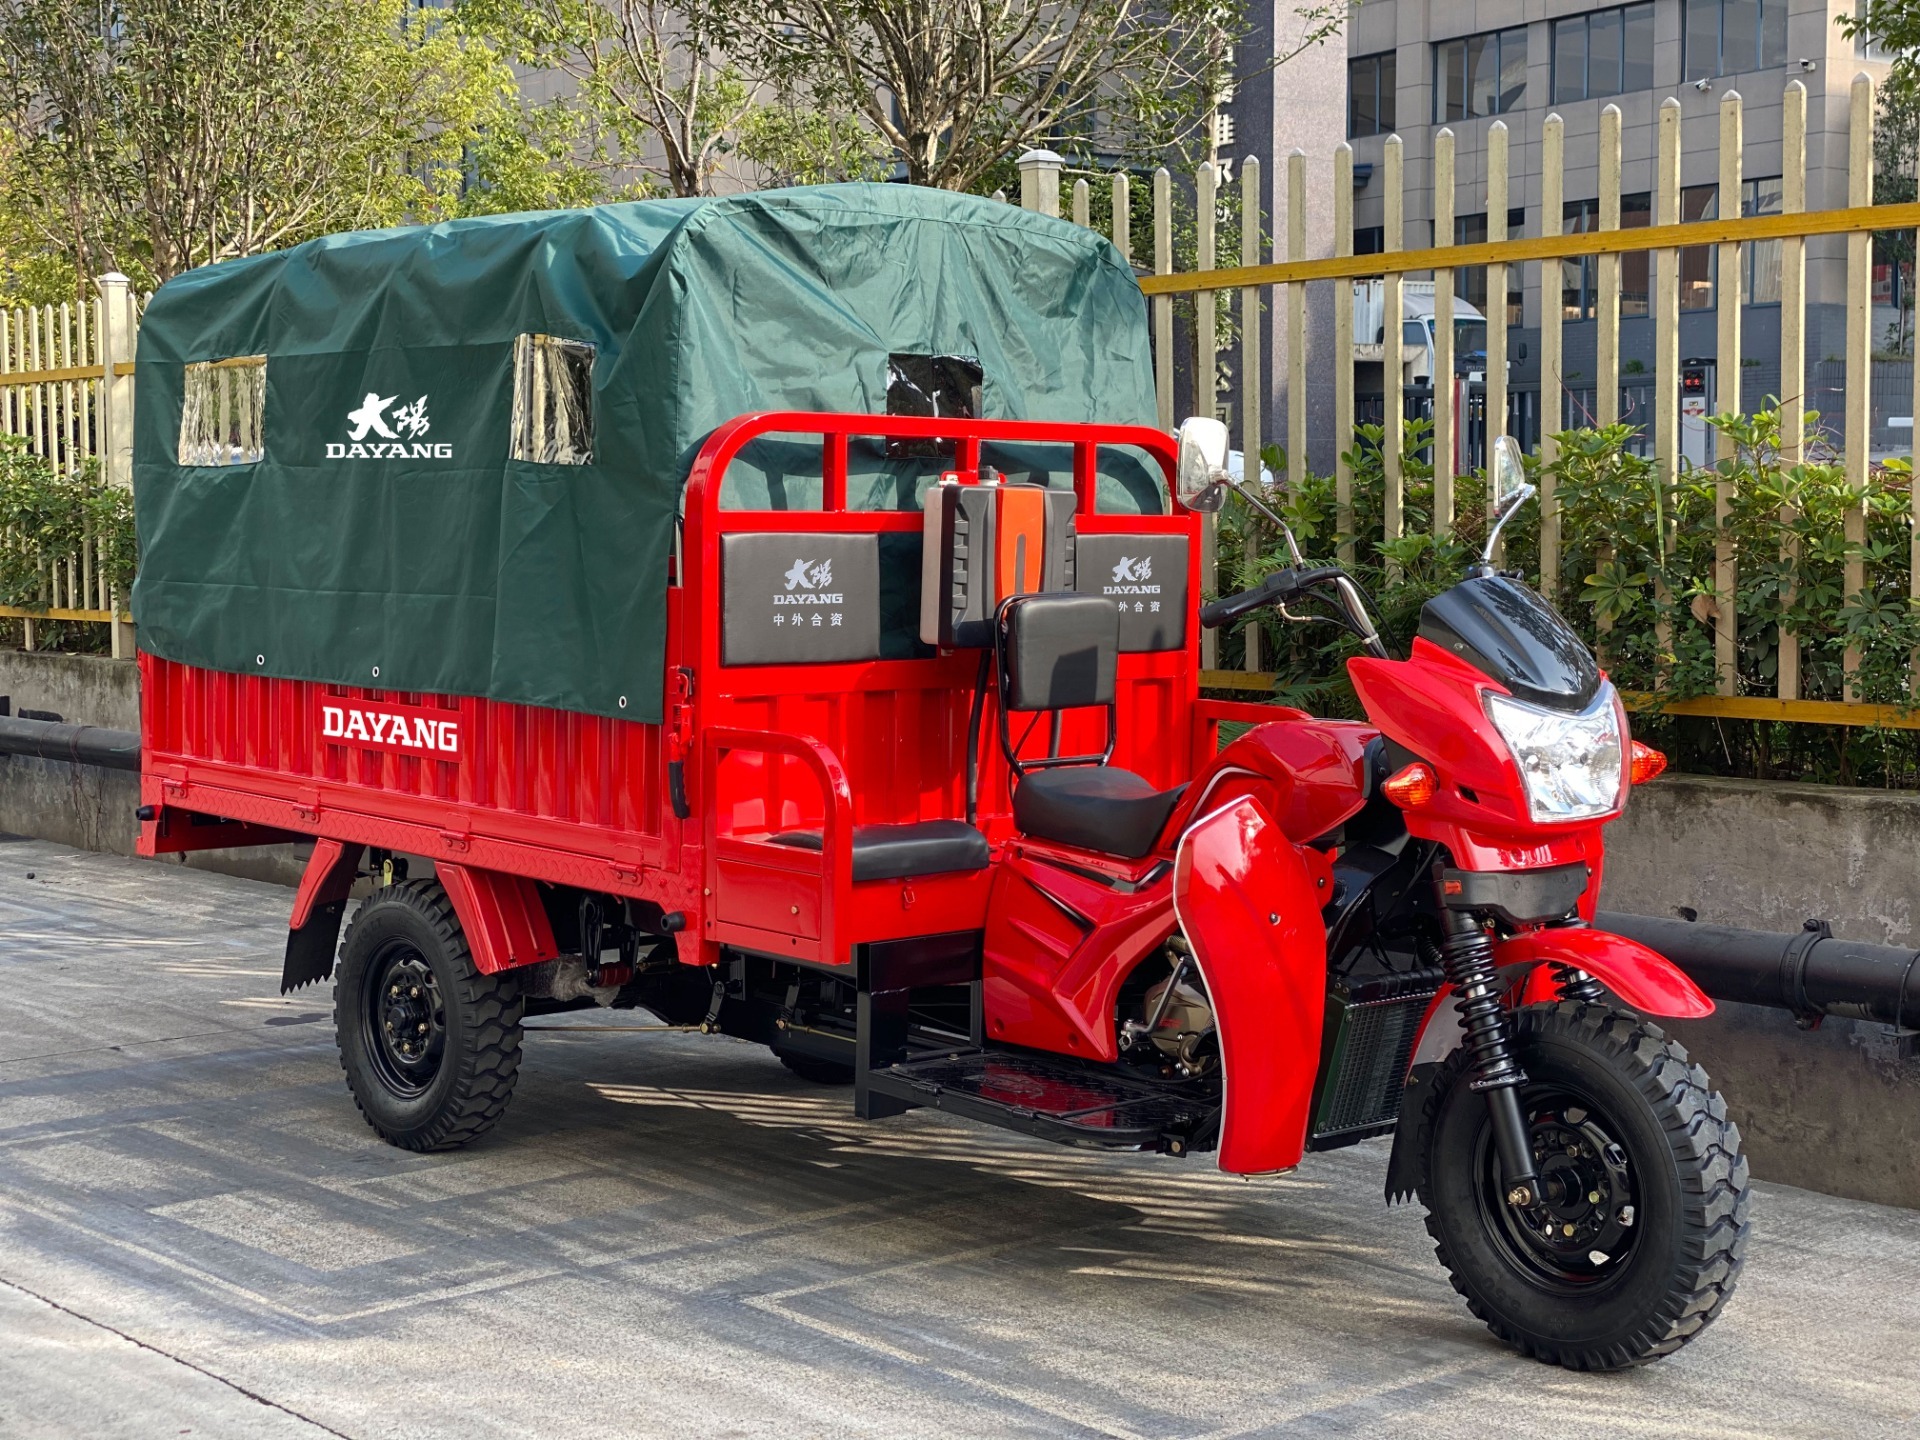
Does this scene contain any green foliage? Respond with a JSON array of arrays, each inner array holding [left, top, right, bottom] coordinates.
[[0, 439, 136, 611], [0, 0, 614, 290], [1213, 409, 1920, 787]]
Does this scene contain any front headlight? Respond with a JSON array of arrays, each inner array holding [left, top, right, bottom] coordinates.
[[1483, 685, 1625, 823]]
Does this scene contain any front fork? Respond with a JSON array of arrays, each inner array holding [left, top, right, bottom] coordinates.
[[1435, 887, 1541, 1208]]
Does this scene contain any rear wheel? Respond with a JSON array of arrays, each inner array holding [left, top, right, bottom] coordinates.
[[334, 881, 523, 1151], [1419, 1002, 1749, 1369]]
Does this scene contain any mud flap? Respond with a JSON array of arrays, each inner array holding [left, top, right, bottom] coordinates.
[[281, 838, 363, 993], [1384, 1060, 1441, 1204]]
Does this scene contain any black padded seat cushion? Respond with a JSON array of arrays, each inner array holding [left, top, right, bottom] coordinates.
[[1013, 767, 1186, 859], [1001, 592, 1119, 711], [768, 819, 990, 882]]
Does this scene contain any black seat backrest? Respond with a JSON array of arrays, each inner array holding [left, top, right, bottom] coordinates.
[[993, 593, 1119, 775]]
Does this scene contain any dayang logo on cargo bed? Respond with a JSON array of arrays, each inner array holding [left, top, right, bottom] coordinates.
[[325, 392, 453, 459], [319, 699, 460, 756]]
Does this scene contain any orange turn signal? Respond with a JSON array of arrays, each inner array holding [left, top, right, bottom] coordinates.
[[1629, 740, 1667, 786], [1382, 762, 1438, 808]]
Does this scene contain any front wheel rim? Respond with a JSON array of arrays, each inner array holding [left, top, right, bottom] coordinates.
[[1472, 1084, 1644, 1295], [361, 942, 446, 1099]]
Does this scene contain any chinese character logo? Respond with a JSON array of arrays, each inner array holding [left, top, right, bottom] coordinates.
[[784, 558, 834, 591], [1111, 555, 1152, 584], [392, 396, 430, 439]]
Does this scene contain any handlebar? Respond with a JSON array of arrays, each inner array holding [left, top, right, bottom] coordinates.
[[1199, 566, 1345, 630]]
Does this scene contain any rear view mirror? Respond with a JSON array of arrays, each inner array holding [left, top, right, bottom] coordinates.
[[1490, 435, 1529, 509], [1480, 435, 1537, 572], [1175, 416, 1229, 511]]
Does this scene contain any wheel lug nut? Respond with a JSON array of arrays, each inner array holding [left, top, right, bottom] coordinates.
[[1563, 1223, 1576, 1237], [410, 987, 420, 998], [1588, 1190, 1601, 1203], [417, 1022, 427, 1033], [385, 1022, 393, 1032]]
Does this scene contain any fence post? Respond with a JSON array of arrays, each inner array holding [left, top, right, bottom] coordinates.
[[1333, 143, 1354, 561], [96, 273, 135, 492], [1111, 172, 1131, 264], [1486, 121, 1510, 560], [1715, 91, 1743, 697], [1596, 105, 1622, 427], [1017, 150, 1063, 218], [1843, 74, 1875, 700], [1153, 169, 1174, 431], [1652, 97, 1682, 679], [96, 272, 136, 657], [1382, 134, 1404, 562], [1539, 114, 1564, 595], [1071, 178, 1090, 228], [1779, 80, 1806, 701], [1285, 150, 1307, 496], [1433, 128, 1456, 536], [1240, 155, 1264, 673], [1196, 161, 1218, 670]]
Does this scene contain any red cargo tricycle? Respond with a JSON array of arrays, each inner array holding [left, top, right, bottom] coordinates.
[[140, 412, 1747, 1369]]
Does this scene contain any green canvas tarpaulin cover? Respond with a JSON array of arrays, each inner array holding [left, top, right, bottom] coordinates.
[[132, 183, 1161, 723]]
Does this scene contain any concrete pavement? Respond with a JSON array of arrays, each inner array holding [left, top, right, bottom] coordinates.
[[1, 836, 1915, 1438]]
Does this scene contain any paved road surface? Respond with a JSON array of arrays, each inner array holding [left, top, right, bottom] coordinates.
[[1, 837, 1915, 1438]]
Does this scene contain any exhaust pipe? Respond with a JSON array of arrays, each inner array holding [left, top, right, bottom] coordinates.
[[0, 716, 141, 772], [1598, 910, 1920, 1029]]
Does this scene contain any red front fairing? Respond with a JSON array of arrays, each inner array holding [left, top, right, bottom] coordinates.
[[1348, 638, 1620, 906], [1177, 715, 1379, 843]]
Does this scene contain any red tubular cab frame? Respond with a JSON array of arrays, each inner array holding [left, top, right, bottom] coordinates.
[[139, 411, 1197, 973]]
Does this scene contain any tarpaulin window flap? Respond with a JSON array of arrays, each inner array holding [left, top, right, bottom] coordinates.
[[132, 184, 1160, 724], [178, 357, 266, 466], [512, 334, 595, 465]]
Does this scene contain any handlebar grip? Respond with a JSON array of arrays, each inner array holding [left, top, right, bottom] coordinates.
[[1200, 568, 1297, 629]]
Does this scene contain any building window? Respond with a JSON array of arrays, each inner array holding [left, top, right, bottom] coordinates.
[[1434, 28, 1527, 123], [1674, 178, 1787, 310], [178, 356, 267, 466], [510, 334, 595, 465], [1684, 0, 1787, 81], [1562, 196, 1652, 319], [1454, 209, 1526, 325], [1348, 52, 1397, 138], [1553, 4, 1655, 103], [1354, 225, 1386, 256]]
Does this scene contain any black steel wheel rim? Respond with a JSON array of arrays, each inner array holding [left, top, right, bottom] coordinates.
[[361, 941, 446, 1098], [1471, 1083, 1644, 1295]]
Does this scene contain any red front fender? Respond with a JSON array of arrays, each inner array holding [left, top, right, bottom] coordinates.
[[1497, 927, 1714, 1019], [1172, 796, 1327, 1175]]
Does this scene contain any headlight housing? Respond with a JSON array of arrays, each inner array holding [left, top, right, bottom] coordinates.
[[1482, 684, 1625, 824]]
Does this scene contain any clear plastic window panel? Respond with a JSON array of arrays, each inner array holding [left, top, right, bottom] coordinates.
[[177, 357, 267, 467], [511, 334, 596, 465]]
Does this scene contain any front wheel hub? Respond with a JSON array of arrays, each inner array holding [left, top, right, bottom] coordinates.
[[1482, 1096, 1640, 1287]]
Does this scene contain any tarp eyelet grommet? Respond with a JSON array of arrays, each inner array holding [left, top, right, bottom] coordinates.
[[255, 654, 265, 666], [618, 696, 628, 709], [370, 666, 380, 678]]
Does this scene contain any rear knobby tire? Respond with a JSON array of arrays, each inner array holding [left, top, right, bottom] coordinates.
[[334, 880, 523, 1152], [1418, 1001, 1749, 1370]]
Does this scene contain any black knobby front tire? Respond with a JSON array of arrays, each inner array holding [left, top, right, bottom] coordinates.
[[1418, 1001, 1749, 1369], [776, 1050, 855, 1085], [334, 880, 524, 1152]]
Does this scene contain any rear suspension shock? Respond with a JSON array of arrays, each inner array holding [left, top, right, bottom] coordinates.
[[1436, 899, 1541, 1208]]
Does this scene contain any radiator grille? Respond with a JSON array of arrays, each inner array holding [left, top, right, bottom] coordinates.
[[1310, 972, 1442, 1143]]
